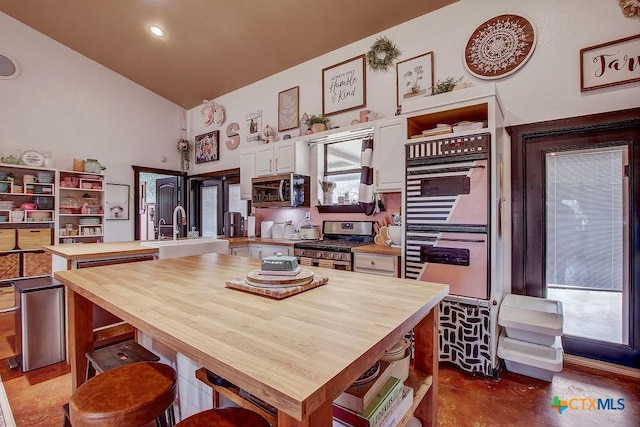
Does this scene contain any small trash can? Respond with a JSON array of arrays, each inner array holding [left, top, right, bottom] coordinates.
[[13, 277, 65, 372]]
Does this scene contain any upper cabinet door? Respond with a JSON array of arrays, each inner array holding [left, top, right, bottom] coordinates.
[[255, 145, 275, 176], [274, 141, 295, 174], [373, 117, 405, 192], [240, 148, 256, 200]]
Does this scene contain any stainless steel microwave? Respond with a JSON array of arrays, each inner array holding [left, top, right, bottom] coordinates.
[[251, 173, 310, 208]]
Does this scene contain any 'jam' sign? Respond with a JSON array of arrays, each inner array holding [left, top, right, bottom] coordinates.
[[580, 33, 640, 91]]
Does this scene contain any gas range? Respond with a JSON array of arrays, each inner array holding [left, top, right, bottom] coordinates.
[[293, 221, 375, 269]]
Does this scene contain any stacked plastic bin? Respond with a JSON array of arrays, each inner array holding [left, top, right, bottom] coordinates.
[[497, 294, 564, 381]]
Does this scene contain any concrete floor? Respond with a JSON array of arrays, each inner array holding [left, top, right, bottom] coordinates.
[[547, 288, 624, 344], [0, 312, 638, 426]]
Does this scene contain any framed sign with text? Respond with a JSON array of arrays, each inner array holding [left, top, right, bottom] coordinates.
[[322, 54, 366, 116], [580, 33, 640, 92]]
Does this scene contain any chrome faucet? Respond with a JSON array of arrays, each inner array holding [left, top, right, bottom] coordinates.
[[173, 205, 186, 240]]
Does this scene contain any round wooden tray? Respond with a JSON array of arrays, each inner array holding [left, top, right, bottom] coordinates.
[[245, 269, 314, 286]]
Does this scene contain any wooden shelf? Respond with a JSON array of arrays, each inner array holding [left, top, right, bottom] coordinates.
[[195, 368, 278, 427], [398, 369, 433, 427], [197, 366, 432, 427]]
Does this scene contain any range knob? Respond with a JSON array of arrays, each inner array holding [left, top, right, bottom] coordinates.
[[328, 253, 334, 259], [316, 252, 322, 258]]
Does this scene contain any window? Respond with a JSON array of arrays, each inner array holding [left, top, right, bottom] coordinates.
[[324, 139, 362, 202]]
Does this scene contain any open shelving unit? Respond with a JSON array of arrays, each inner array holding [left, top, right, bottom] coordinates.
[[58, 170, 105, 244], [0, 163, 56, 284]]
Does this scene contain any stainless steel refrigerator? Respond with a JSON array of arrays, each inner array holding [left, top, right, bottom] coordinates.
[[14, 277, 65, 372]]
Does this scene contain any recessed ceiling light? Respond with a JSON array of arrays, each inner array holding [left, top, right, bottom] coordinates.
[[149, 25, 165, 37]]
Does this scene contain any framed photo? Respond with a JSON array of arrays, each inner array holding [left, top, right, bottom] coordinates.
[[322, 54, 366, 116], [396, 52, 434, 107], [195, 130, 219, 164], [580, 33, 640, 92], [106, 183, 130, 220], [278, 86, 300, 131], [246, 110, 262, 142]]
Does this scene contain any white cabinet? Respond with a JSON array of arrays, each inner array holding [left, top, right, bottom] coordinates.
[[260, 244, 290, 257], [230, 243, 291, 259], [240, 149, 255, 200], [254, 145, 275, 176], [254, 139, 310, 177], [373, 117, 405, 192], [353, 252, 399, 277], [230, 245, 249, 257], [240, 138, 311, 200]]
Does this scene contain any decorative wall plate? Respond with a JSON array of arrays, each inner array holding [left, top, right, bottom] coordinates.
[[464, 14, 537, 80], [19, 150, 45, 167]]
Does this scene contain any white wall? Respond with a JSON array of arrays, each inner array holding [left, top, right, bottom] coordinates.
[[2, 1, 639, 239], [187, 0, 640, 174], [0, 12, 185, 241]]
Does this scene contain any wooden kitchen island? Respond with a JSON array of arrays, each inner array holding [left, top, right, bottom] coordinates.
[[54, 253, 448, 426]]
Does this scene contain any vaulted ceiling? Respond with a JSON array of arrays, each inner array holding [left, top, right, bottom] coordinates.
[[0, 0, 456, 108]]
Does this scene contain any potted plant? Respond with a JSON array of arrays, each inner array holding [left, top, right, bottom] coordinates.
[[306, 114, 329, 133]]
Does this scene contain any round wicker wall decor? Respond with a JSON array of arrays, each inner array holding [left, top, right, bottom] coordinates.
[[464, 14, 536, 80]]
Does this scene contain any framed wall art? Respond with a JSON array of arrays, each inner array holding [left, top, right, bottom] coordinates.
[[106, 183, 130, 220], [278, 86, 300, 131], [322, 54, 366, 116], [195, 130, 219, 163], [396, 52, 434, 108], [246, 110, 262, 142], [580, 33, 640, 92]]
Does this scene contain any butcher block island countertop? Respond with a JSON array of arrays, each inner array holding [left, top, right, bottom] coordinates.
[[43, 241, 159, 260], [55, 253, 448, 426]]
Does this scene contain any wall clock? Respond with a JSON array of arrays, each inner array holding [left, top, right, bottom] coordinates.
[[464, 14, 537, 80]]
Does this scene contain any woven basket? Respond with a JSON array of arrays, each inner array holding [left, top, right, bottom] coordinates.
[[0, 229, 16, 251], [0, 253, 19, 280], [23, 251, 52, 277]]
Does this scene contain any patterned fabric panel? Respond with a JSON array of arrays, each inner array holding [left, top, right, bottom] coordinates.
[[438, 300, 494, 376]]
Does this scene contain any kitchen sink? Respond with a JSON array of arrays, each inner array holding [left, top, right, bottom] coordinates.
[[140, 238, 230, 259]]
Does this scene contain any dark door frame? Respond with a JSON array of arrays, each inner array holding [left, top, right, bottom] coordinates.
[[188, 168, 241, 236], [132, 165, 186, 241], [508, 107, 640, 367]]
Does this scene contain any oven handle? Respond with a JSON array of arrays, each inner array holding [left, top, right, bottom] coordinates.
[[409, 164, 486, 175], [436, 237, 485, 243]]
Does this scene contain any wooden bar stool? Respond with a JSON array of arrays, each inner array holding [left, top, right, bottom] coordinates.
[[175, 407, 270, 427], [69, 361, 177, 427]]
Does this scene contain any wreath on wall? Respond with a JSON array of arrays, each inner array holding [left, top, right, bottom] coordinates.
[[366, 36, 401, 71], [177, 136, 192, 172]]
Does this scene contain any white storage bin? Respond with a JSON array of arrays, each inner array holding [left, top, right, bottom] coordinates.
[[498, 294, 563, 345], [498, 332, 563, 382]]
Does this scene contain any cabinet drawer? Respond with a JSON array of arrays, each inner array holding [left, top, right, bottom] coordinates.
[[23, 251, 52, 277], [354, 253, 398, 275], [0, 229, 16, 251], [0, 253, 20, 280], [17, 228, 52, 249]]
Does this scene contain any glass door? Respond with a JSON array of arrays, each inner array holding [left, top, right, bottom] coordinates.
[[545, 146, 629, 345]]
